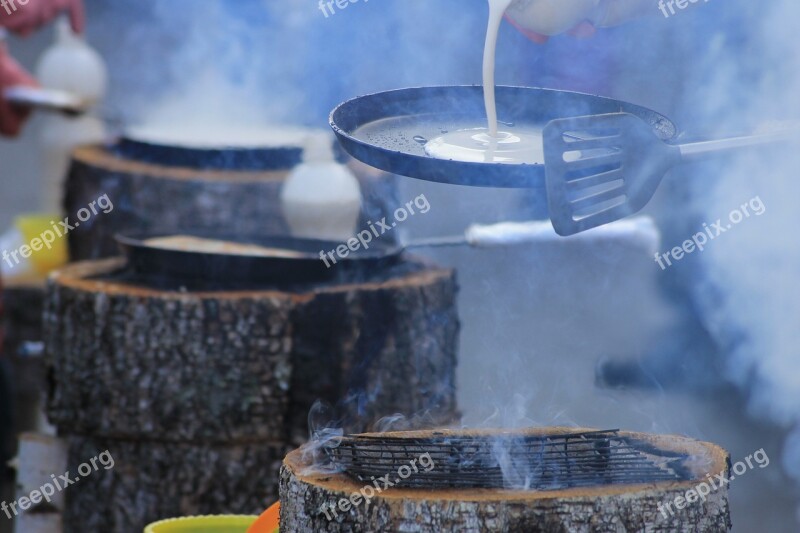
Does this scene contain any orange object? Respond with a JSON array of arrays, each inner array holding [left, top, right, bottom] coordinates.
[[248, 502, 280, 533]]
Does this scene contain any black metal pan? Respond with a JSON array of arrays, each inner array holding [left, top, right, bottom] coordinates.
[[329, 86, 678, 188], [112, 125, 310, 171], [115, 218, 657, 285], [115, 232, 406, 285], [113, 137, 303, 171]]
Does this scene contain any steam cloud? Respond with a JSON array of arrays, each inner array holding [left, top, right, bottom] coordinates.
[[683, 0, 800, 513], [85, 0, 799, 514]]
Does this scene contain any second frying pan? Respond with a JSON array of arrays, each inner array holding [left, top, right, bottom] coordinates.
[[116, 232, 403, 285], [116, 218, 657, 285]]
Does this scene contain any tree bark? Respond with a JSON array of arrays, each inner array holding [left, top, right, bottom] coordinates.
[[279, 431, 732, 533], [43, 256, 459, 532], [45, 258, 459, 445]]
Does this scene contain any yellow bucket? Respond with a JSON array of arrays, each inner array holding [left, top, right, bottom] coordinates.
[[144, 515, 258, 533]]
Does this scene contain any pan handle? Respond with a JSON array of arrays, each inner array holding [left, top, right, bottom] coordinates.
[[3, 86, 89, 116], [464, 217, 660, 251], [464, 220, 555, 247]]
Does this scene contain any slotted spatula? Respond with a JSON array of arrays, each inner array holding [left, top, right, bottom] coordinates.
[[543, 113, 798, 236]]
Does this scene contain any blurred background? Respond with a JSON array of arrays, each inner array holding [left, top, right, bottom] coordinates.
[[1, 0, 798, 530]]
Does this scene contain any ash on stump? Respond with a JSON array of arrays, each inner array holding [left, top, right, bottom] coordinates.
[[280, 428, 732, 533], [44, 257, 459, 532]]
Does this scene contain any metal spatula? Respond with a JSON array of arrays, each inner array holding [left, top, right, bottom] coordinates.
[[543, 113, 798, 236]]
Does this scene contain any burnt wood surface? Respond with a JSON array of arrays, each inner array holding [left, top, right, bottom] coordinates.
[[280, 430, 732, 533]]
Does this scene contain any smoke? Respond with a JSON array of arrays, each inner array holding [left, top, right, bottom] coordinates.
[[81, 0, 799, 513], [91, 0, 318, 132], [92, 0, 485, 133], [681, 0, 800, 511]]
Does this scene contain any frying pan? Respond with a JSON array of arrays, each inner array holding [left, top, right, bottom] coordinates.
[[329, 86, 678, 188], [115, 217, 657, 285], [115, 232, 401, 285], [113, 130, 305, 171]]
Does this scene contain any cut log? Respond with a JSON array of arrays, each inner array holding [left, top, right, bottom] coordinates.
[[44, 257, 459, 444], [280, 429, 732, 533], [64, 145, 399, 261], [62, 435, 286, 532]]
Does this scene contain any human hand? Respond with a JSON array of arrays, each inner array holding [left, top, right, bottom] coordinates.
[[0, 0, 84, 36], [0, 43, 38, 137], [505, 15, 597, 44], [506, 0, 652, 43]]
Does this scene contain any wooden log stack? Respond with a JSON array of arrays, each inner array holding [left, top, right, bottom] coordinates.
[[280, 429, 732, 533], [43, 257, 459, 532]]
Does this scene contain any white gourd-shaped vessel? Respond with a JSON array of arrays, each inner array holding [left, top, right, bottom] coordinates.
[[281, 132, 362, 242]]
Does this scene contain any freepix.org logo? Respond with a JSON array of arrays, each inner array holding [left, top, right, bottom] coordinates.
[[2, 450, 115, 520], [319, 194, 431, 269], [654, 196, 765, 270], [318, 0, 369, 18], [2, 193, 114, 272], [658, 0, 712, 19], [1, 0, 30, 16]]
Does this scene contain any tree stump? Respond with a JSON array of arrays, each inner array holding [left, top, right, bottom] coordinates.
[[280, 429, 732, 533], [43, 257, 459, 532], [64, 145, 399, 261]]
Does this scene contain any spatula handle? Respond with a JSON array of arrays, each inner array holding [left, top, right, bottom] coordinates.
[[679, 128, 800, 162]]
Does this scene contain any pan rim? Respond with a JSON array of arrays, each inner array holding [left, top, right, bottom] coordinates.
[[329, 85, 679, 189]]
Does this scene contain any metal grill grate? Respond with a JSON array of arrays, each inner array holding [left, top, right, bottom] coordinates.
[[327, 429, 689, 490]]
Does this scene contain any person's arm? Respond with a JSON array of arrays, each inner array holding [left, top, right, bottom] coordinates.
[[0, 0, 85, 137]]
